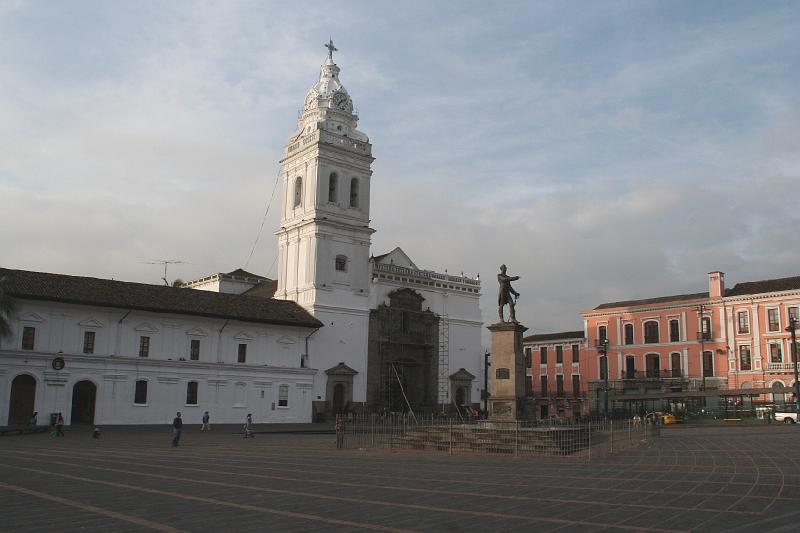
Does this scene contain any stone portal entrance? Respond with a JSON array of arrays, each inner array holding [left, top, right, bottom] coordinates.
[[8, 374, 36, 425], [70, 380, 97, 424]]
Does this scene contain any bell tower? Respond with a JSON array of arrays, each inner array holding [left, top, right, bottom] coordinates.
[[275, 42, 374, 409], [275, 42, 375, 309]]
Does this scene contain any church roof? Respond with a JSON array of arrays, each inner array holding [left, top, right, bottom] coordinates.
[[1, 268, 322, 329], [225, 268, 268, 280]]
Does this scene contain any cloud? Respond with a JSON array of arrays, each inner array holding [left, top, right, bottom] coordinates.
[[2, 1, 800, 341]]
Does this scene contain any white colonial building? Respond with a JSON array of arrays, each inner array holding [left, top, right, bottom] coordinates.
[[0, 47, 484, 426], [0, 269, 321, 426]]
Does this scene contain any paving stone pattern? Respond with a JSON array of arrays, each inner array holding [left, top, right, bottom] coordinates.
[[2, 425, 800, 531]]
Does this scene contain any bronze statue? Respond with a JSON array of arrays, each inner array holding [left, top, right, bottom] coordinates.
[[497, 264, 520, 322]]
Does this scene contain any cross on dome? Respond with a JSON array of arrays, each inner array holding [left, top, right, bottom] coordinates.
[[325, 38, 337, 60]]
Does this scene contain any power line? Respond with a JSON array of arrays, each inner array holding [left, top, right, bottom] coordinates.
[[244, 169, 282, 270]]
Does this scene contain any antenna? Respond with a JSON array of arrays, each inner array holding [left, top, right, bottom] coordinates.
[[139, 259, 187, 286]]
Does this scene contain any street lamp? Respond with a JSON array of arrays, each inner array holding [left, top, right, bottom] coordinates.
[[786, 317, 799, 421], [597, 338, 610, 416], [696, 304, 707, 409]]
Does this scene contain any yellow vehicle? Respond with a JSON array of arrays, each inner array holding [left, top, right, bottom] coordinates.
[[645, 411, 678, 425]]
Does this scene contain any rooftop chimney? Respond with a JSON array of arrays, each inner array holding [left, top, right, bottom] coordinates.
[[708, 271, 725, 299]]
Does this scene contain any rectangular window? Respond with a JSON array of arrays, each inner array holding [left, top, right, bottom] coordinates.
[[186, 381, 198, 405], [237, 344, 247, 363], [278, 384, 289, 407], [737, 311, 749, 334], [770, 343, 783, 363], [540, 346, 547, 364], [598, 326, 607, 343], [190, 339, 200, 361], [556, 375, 564, 397], [134, 380, 148, 404], [524, 347, 532, 368], [768, 308, 780, 332], [540, 375, 548, 396], [600, 357, 608, 380], [525, 375, 533, 396], [624, 324, 634, 345], [789, 307, 799, 326], [644, 321, 659, 344], [83, 331, 95, 354], [669, 320, 680, 342], [571, 344, 580, 363], [556, 346, 563, 364], [572, 374, 580, 397], [139, 336, 150, 358], [21, 326, 35, 350], [739, 346, 752, 371], [702, 351, 714, 377]]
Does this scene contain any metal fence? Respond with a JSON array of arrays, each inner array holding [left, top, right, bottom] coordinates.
[[335, 414, 659, 459]]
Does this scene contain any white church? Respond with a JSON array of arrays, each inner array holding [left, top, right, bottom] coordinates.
[[0, 47, 483, 426]]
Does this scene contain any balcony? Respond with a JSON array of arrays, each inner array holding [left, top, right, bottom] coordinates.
[[622, 369, 683, 380], [766, 362, 798, 372], [697, 332, 712, 341]]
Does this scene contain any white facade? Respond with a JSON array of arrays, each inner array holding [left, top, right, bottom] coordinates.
[[272, 52, 484, 411], [0, 299, 317, 426]]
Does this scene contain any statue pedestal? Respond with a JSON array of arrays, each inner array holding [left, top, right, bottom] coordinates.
[[487, 321, 528, 420]]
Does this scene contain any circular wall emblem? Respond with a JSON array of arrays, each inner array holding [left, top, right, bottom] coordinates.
[[52, 357, 65, 371]]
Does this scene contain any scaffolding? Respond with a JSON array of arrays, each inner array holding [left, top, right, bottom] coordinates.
[[438, 313, 450, 410]]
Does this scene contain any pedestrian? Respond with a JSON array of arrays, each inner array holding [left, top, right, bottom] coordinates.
[[92, 426, 101, 439], [201, 411, 210, 431], [28, 411, 38, 428], [244, 413, 254, 438], [172, 412, 183, 447], [633, 414, 641, 426], [335, 417, 344, 449], [55, 412, 65, 437]]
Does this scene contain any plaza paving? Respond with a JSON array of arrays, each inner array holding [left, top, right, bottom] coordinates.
[[2, 424, 800, 532]]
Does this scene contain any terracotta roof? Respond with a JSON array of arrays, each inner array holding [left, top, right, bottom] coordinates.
[[225, 268, 268, 280], [242, 279, 278, 298], [1, 268, 322, 329], [727, 276, 800, 296], [523, 330, 584, 343], [593, 292, 708, 310]]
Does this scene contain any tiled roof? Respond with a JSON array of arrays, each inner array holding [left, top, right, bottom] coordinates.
[[523, 330, 584, 343], [1, 268, 322, 329], [593, 292, 708, 310], [727, 276, 800, 296], [242, 279, 278, 298], [225, 268, 268, 280]]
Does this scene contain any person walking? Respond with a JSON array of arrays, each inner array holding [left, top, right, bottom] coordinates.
[[28, 411, 38, 428], [172, 412, 183, 447], [201, 411, 210, 431], [55, 412, 65, 437], [244, 413, 254, 438]]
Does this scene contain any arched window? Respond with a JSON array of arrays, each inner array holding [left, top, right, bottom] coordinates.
[[625, 355, 636, 378], [669, 319, 680, 342], [349, 178, 359, 207], [278, 384, 289, 407], [335, 255, 347, 272], [186, 381, 198, 405], [644, 321, 659, 344], [328, 172, 338, 203], [670, 352, 682, 377], [598, 325, 607, 343], [624, 323, 634, 345], [293, 177, 303, 208]]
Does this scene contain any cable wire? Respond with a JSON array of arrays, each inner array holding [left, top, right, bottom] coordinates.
[[244, 170, 281, 270]]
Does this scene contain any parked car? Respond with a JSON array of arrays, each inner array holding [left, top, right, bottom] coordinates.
[[774, 410, 798, 424]]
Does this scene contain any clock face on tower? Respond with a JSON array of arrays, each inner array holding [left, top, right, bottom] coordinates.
[[332, 92, 349, 111]]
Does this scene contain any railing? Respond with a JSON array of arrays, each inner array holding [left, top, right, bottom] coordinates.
[[372, 262, 481, 287], [286, 129, 372, 155], [766, 362, 798, 372], [334, 414, 659, 458], [697, 332, 713, 341], [622, 369, 683, 379]]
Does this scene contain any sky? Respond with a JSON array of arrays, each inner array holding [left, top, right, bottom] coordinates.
[[2, 0, 800, 337]]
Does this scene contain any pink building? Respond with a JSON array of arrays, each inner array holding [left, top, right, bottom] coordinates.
[[524, 272, 800, 419]]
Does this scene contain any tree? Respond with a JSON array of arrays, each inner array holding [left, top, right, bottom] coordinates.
[[0, 275, 16, 339]]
